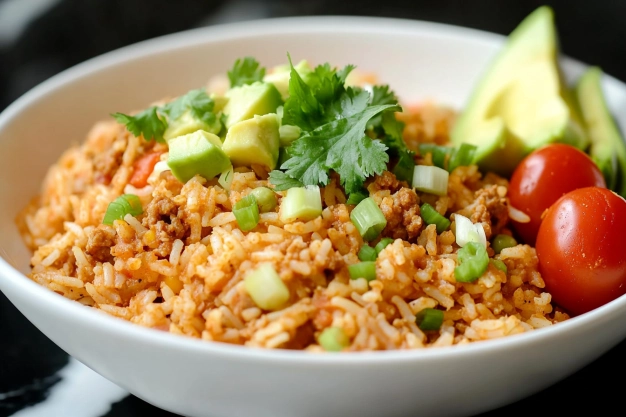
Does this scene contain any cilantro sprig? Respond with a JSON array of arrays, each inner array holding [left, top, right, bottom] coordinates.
[[270, 56, 406, 195], [228, 57, 266, 88], [112, 89, 219, 143]]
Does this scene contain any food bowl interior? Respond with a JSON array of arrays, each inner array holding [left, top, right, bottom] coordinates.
[[3, 16, 626, 417]]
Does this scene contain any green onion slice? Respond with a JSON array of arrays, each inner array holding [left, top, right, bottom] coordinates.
[[233, 194, 260, 231], [244, 263, 290, 311], [346, 191, 368, 206], [447, 143, 477, 173], [418, 144, 453, 169], [279, 185, 322, 223], [415, 308, 444, 331], [103, 194, 143, 225], [454, 241, 489, 283], [250, 187, 277, 213], [350, 197, 387, 241], [358, 245, 377, 262], [412, 165, 449, 196], [420, 203, 451, 233], [454, 214, 486, 248], [490, 259, 508, 274], [348, 261, 377, 281], [374, 237, 394, 254], [492, 234, 518, 254], [218, 164, 234, 191], [318, 327, 350, 352]]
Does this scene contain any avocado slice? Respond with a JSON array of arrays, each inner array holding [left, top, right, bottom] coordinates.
[[222, 113, 280, 170], [263, 60, 313, 100], [167, 130, 231, 183], [451, 6, 588, 176], [575, 66, 626, 197], [223, 81, 282, 129], [163, 110, 222, 141]]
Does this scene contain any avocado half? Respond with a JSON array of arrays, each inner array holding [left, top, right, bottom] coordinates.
[[451, 6, 588, 177]]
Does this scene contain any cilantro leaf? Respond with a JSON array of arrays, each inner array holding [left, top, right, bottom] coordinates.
[[112, 107, 167, 143], [162, 88, 219, 128], [113, 88, 222, 142], [280, 104, 400, 194], [370, 85, 398, 106], [381, 111, 415, 182], [282, 56, 358, 132], [268, 170, 304, 191], [282, 59, 323, 132], [228, 57, 265, 88]]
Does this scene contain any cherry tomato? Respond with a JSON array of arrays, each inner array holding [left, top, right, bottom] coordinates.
[[508, 143, 606, 245], [536, 187, 626, 316], [129, 151, 163, 188]]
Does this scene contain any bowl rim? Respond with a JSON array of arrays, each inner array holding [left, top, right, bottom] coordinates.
[[1, 14, 625, 365]]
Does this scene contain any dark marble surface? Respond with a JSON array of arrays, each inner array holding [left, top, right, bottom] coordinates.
[[1, 0, 626, 415]]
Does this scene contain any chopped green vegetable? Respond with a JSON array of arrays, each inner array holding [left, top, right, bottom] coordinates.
[[268, 170, 304, 191], [233, 195, 260, 232], [492, 234, 518, 254], [454, 242, 489, 283], [418, 143, 477, 173], [418, 143, 453, 169], [279, 124, 302, 146], [415, 308, 444, 331], [381, 111, 415, 183], [348, 261, 377, 281], [575, 66, 626, 197], [222, 113, 280, 170], [270, 55, 402, 195], [447, 143, 478, 173], [244, 263, 290, 311], [250, 187, 277, 213], [228, 57, 266, 88], [357, 245, 377, 262], [318, 327, 350, 352], [491, 259, 508, 273], [218, 165, 234, 191], [350, 197, 387, 241], [112, 89, 221, 143], [420, 203, 450, 234], [167, 130, 231, 183], [279, 185, 322, 223], [112, 107, 167, 143], [279, 103, 398, 195], [412, 165, 449, 196], [454, 214, 487, 248], [374, 238, 394, 254], [223, 82, 283, 129], [346, 190, 368, 205], [103, 194, 143, 225]]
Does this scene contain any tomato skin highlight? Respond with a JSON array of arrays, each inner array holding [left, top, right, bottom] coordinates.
[[508, 144, 606, 246], [129, 151, 163, 188], [536, 187, 626, 316]]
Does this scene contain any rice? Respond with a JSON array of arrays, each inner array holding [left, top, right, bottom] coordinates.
[[15, 87, 571, 352]]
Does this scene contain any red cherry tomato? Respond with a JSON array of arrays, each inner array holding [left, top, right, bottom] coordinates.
[[508, 144, 606, 245], [536, 187, 626, 316], [129, 151, 163, 188]]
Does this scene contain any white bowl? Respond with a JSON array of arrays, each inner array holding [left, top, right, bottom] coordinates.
[[2, 16, 626, 417]]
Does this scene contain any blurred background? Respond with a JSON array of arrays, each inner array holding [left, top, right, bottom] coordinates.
[[1, 0, 625, 416]]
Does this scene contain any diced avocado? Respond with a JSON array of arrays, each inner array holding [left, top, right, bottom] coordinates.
[[163, 110, 222, 141], [451, 6, 588, 176], [223, 81, 282, 129], [575, 66, 626, 197], [167, 130, 231, 183], [222, 113, 280, 170], [263, 60, 313, 99]]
